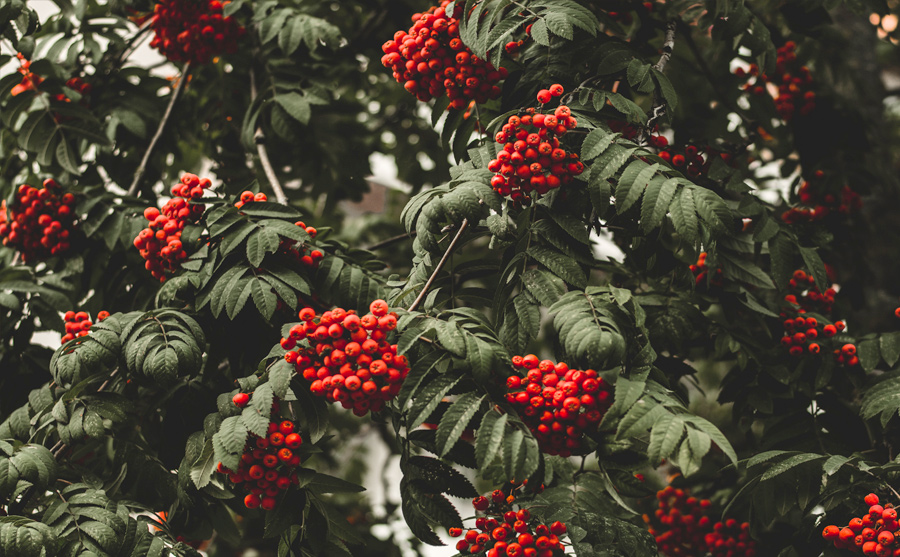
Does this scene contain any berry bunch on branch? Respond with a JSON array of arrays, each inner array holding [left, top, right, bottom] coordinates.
[[734, 41, 814, 121], [822, 493, 900, 556], [61, 310, 109, 344], [646, 485, 757, 557], [0, 179, 76, 262], [505, 355, 613, 456], [450, 486, 568, 557], [149, 0, 245, 64], [219, 397, 304, 510], [781, 171, 862, 224], [690, 252, 723, 288], [282, 300, 409, 416], [133, 173, 210, 281], [381, 0, 507, 107], [487, 86, 583, 202]]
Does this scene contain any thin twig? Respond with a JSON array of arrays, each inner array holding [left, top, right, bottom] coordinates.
[[364, 230, 416, 251], [653, 21, 678, 74], [248, 67, 288, 205], [127, 62, 191, 196], [407, 219, 469, 312], [10, 253, 21, 266], [254, 131, 288, 205], [115, 18, 154, 68]]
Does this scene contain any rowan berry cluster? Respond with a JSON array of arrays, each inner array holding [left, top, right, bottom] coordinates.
[[0, 179, 76, 262], [220, 396, 303, 510], [381, 0, 507, 108], [450, 489, 568, 557], [822, 493, 900, 556], [782, 268, 837, 316], [487, 86, 583, 202], [781, 171, 862, 224], [780, 314, 854, 362], [61, 310, 109, 344], [133, 173, 211, 282], [779, 270, 857, 365], [10, 53, 41, 97], [149, 0, 245, 64], [282, 300, 409, 416], [234, 190, 268, 209], [283, 220, 323, 269], [505, 355, 612, 457], [609, 122, 735, 180], [734, 42, 814, 121], [690, 252, 723, 288], [645, 486, 757, 557]]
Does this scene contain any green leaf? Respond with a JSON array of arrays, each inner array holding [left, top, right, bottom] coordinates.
[[530, 18, 550, 46], [521, 269, 567, 307], [408, 375, 461, 430], [246, 227, 281, 267], [276, 92, 311, 125], [759, 453, 826, 482], [641, 177, 678, 232], [528, 245, 586, 288], [616, 161, 658, 213], [436, 393, 484, 457], [882, 332, 900, 368], [476, 411, 508, 470], [189, 439, 217, 489]]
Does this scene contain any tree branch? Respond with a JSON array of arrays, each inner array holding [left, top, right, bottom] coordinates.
[[639, 20, 677, 145], [254, 130, 289, 205], [364, 230, 416, 251], [127, 62, 191, 196], [248, 67, 288, 205], [407, 219, 469, 312]]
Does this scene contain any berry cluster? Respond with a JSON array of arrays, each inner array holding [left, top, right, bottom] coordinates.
[[645, 486, 757, 557], [234, 190, 269, 209], [822, 493, 900, 555], [779, 314, 854, 362], [282, 300, 409, 416], [55, 77, 92, 104], [609, 122, 736, 180], [782, 268, 837, 316], [133, 173, 211, 281], [149, 0, 245, 64], [381, 0, 507, 108], [734, 41, 814, 121], [450, 488, 568, 557], [505, 355, 613, 457], [10, 53, 42, 97], [233, 192, 323, 269], [690, 252, 723, 288], [487, 86, 583, 202], [0, 179, 76, 262], [219, 397, 303, 510], [779, 270, 857, 366], [781, 171, 862, 224], [61, 310, 109, 344]]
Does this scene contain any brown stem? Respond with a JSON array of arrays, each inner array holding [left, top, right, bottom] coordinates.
[[407, 219, 469, 312], [364, 230, 417, 251], [254, 130, 289, 205], [127, 62, 191, 196], [639, 21, 677, 145], [248, 66, 288, 205]]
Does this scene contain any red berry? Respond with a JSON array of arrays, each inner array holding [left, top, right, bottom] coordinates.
[[233, 393, 250, 407]]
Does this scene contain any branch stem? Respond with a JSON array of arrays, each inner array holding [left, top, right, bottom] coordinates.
[[639, 21, 677, 145], [127, 62, 191, 196], [364, 230, 416, 251], [407, 219, 469, 312], [254, 130, 289, 205]]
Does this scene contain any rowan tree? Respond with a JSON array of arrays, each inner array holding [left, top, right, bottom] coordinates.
[[1, 0, 900, 555]]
